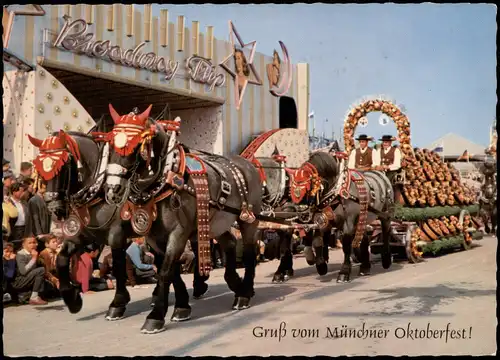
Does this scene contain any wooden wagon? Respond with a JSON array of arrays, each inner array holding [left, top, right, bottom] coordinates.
[[342, 97, 484, 263]]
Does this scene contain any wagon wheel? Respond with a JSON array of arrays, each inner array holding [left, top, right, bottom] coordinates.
[[459, 210, 473, 250], [405, 225, 424, 263]]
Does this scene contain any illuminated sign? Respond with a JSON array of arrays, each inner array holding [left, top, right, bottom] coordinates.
[[53, 15, 179, 81], [185, 55, 225, 91]]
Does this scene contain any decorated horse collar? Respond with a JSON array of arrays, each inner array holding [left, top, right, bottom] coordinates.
[[28, 131, 81, 182], [288, 162, 322, 204]]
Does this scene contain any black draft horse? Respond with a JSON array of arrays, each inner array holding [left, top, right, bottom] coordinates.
[[102, 104, 264, 333]]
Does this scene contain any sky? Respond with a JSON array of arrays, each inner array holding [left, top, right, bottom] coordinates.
[[153, 3, 497, 148]]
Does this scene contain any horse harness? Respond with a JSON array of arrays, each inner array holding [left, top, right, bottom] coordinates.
[[313, 168, 370, 248], [295, 153, 393, 248], [52, 141, 115, 239], [112, 129, 259, 276]]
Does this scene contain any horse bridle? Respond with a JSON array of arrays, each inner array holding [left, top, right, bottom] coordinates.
[[44, 156, 74, 204]]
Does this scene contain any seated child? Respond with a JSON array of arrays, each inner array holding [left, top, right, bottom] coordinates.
[[3, 242, 16, 303], [38, 234, 60, 297], [12, 237, 47, 305], [72, 243, 114, 294], [126, 237, 157, 285]]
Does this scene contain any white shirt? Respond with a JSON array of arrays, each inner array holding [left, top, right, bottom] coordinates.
[[10, 198, 25, 226], [348, 147, 370, 169], [372, 147, 402, 171]]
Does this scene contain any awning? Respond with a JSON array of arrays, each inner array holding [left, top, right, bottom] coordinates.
[[36, 57, 225, 119], [3, 48, 34, 72]]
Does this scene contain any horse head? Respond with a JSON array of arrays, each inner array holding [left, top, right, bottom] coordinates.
[[102, 104, 177, 205], [287, 152, 342, 205], [28, 130, 82, 218]]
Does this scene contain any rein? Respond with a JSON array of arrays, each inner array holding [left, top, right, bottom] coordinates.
[[72, 200, 120, 231], [129, 138, 177, 196]]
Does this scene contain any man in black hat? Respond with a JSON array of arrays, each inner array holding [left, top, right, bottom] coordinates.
[[373, 135, 402, 175], [348, 134, 374, 171]]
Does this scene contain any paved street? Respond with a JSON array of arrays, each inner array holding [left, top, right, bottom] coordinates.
[[3, 236, 497, 357]]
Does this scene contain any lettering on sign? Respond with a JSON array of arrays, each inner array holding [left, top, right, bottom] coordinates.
[[185, 55, 226, 91], [52, 15, 179, 81]]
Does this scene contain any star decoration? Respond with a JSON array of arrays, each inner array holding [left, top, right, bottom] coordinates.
[[219, 21, 263, 110]]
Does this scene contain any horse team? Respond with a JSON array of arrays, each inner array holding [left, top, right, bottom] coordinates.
[[28, 104, 397, 334]]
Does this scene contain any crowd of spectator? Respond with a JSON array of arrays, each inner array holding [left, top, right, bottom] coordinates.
[[2, 158, 316, 308]]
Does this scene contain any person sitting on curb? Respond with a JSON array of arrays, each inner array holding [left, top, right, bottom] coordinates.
[[126, 237, 157, 285], [38, 234, 60, 297], [3, 242, 17, 303], [12, 237, 47, 305], [98, 245, 114, 280], [72, 243, 114, 294], [180, 240, 195, 274]]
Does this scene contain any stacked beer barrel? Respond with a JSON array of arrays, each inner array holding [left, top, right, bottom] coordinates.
[[395, 148, 483, 260]]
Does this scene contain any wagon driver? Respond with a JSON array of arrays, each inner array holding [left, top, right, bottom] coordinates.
[[348, 134, 374, 171], [373, 134, 402, 183]]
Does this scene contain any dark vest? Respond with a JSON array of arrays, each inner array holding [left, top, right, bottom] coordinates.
[[381, 147, 396, 166], [354, 148, 373, 169]]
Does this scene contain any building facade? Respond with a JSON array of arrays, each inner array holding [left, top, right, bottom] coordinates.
[[3, 4, 311, 171]]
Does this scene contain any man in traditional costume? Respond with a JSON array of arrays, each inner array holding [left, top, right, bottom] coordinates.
[[373, 135, 403, 202], [373, 135, 402, 178], [348, 134, 374, 171]]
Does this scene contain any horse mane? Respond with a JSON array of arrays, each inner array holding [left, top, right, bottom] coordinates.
[[64, 131, 95, 140], [146, 118, 169, 157], [50, 131, 100, 187], [89, 115, 115, 134], [307, 152, 339, 179]]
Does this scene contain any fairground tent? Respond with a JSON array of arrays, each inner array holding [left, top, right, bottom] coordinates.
[[424, 133, 487, 160]]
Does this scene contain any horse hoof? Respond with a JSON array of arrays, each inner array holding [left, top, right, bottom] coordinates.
[[336, 274, 351, 283], [193, 283, 209, 299], [359, 269, 371, 276], [105, 306, 126, 321], [381, 253, 393, 269], [316, 262, 328, 276], [272, 274, 285, 283], [171, 307, 192, 322], [304, 247, 315, 265], [61, 289, 83, 314], [285, 269, 294, 278], [140, 319, 166, 334], [232, 297, 251, 310]]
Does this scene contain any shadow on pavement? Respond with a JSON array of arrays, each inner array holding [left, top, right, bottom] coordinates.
[[317, 261, 405, 283], [353, 283, 496, 315], [177, 284, 298, 326], [75, 282, 298, 323], [296, 262, 405, 301], [35, 304, 66, 312]]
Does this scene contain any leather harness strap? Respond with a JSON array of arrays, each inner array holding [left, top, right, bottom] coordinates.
[[350, 172, 369, 248], [199, 156, 232, 208], [191, 174, 212, 277]]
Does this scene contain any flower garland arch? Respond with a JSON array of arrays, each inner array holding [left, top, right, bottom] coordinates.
[[342, 97, 415, 164]]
